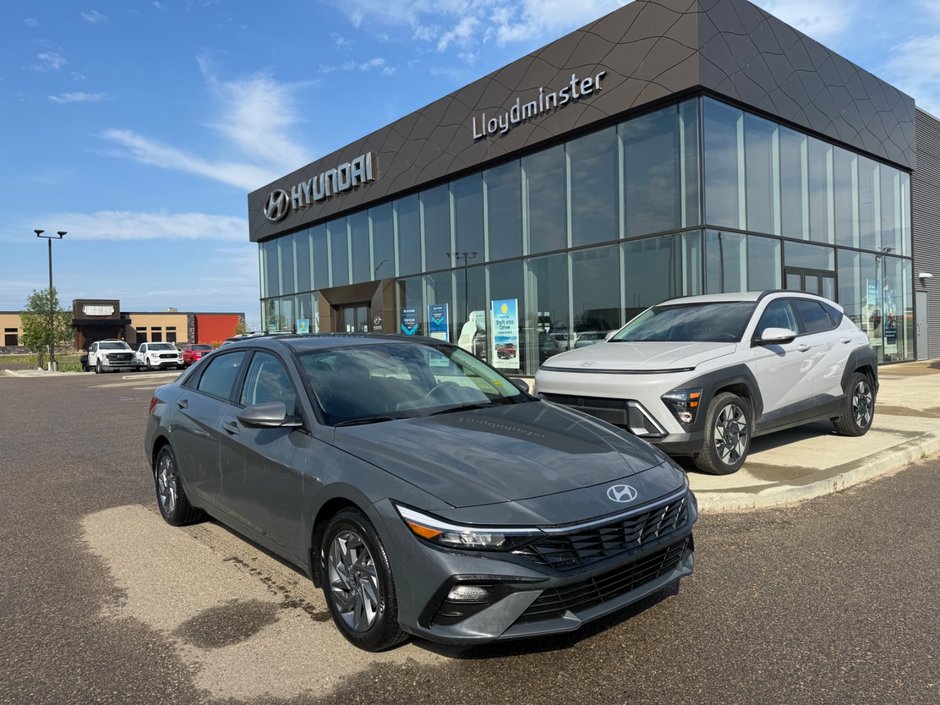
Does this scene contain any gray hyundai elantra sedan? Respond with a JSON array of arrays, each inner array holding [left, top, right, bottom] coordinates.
[[144, 334, 697, 651]]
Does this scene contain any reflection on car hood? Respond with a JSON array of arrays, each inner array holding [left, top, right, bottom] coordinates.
[[331, 401, 667, 508], [540, 340, 738, 372]]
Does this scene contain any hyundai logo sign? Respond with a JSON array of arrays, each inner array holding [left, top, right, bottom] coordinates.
[[263, 189, 291, 222], [606, 484, 638, 503]]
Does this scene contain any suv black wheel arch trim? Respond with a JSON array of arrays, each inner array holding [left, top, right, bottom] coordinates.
[[671, 365, 763, 436]]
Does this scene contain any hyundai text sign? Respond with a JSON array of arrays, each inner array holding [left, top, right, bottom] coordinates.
[[263, 152, 376, 223]]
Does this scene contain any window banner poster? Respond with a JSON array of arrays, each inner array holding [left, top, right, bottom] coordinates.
[[296, 318, 310, 334], [428, 303, 449, 342], [864, 279, 882, 346], [400, 308, 418, 335], [490, 298, 519, 369], [884, 289, 898, 355]]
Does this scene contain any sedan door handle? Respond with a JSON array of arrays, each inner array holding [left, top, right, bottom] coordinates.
[[796, 344, 810, 352], [176, 399, 189, 409], [222, 419, 239, 435]]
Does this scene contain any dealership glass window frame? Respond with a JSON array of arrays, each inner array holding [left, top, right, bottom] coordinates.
[[260, 96, 914, 372]]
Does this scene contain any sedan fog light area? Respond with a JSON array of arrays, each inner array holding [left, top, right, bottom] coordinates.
[[661, 388, 702, 425], [431, 582, 515, 626], [397, 505, 541, 551]]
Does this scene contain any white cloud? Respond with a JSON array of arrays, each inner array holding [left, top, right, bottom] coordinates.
[[323, 0, 625, 62], [102, 129, 277, 190], [24, 17, 39, 28], [321, 56, 396, 76], [103, 57, 313, 191], [884, 33, 940, 115], [753, 0, 858, 40], [48, 91, 107, 104], [28, 210, 247, 241], [35, 51, 68, 70], [153, 1, 167, 9], [81, 9, 109, 24]]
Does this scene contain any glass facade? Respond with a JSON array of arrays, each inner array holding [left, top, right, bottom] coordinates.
[[261, 96, 914, 370]]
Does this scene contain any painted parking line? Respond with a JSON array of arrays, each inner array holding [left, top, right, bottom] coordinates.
[[82, 505, 445, 701]]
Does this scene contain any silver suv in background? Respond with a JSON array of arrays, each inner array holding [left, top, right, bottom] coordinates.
[[536, 292, 878, 475]]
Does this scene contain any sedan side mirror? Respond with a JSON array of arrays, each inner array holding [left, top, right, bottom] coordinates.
[[757, 327, 797, 345], [510, 378, 530, 394], [237, 402, 303, 428]]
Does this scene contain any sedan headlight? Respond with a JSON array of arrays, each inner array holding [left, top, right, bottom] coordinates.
[[661, 387, 702, 425], [395, 505, 541, 551]]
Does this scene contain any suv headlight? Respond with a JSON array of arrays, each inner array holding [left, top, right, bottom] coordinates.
[[661, 387, 702, 425], [396, 505, 541, 551]]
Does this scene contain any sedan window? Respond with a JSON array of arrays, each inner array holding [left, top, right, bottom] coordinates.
[[196, 351, 247, 400], [240, 352, 297, 416]]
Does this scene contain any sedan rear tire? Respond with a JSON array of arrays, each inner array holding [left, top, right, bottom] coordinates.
[[154, 445, 203, 526], [694, 392, 751, 475], [320, 509, 407, 652]]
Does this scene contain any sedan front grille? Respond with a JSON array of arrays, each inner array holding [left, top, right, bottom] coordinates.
[[515, 537, 690, 624], [512, 495, 689, 571]]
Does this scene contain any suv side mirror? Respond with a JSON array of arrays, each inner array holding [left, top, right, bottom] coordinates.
[[757, 327, 797, 345]]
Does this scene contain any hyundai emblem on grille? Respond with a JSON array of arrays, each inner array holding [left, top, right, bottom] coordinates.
[[607, 484, 638, 503]]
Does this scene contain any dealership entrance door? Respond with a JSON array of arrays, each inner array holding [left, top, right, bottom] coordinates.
[[336, 304, 371, 333], [785, 267, 836, 300]]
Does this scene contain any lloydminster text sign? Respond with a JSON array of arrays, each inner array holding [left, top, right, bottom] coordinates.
[[471, 71, 607, 140]]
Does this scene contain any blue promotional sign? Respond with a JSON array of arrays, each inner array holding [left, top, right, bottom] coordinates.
[[400, 308, 418, 335], [296, 318, 310, 334], [428, 303, 449, 342], [490, 298, 519, 369]]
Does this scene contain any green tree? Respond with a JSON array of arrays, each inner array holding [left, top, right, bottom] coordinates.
[[21, 288, 73, 367], [233, 318, 249, 336]]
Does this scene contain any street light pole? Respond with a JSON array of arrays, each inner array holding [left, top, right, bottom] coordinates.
[[447, 251, 477, 322], [35, 229, 66, 371]]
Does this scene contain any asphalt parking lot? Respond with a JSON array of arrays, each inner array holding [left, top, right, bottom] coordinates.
[[1, 371, 937, 705]]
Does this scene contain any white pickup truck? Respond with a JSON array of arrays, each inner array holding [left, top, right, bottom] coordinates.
[[135, 342, 184, 370], [87, 339, 137, 373]]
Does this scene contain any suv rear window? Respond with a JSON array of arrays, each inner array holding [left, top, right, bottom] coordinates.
[[794, 299, 834, 334]]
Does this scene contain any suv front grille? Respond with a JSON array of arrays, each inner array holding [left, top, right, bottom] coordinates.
[[512, 495, 689, 571], [541, 393, 666, 437], [107, 353, 134, 362], [515, 537, 691, 624]]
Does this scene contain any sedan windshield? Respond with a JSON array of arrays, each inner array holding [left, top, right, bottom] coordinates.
[[297, 343, 529, 425], [610, 302, 756, 343]]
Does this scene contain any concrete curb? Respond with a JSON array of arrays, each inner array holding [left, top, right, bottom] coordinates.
[[694, 432, 940, 513]]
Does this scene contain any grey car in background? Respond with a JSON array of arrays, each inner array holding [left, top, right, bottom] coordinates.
[[145, 335, 696, 651]]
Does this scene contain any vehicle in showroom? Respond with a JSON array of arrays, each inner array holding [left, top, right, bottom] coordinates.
[[136, 342, 184, 370], [145, 335, 696, 651], [86, 339, 137, 373], [181, 343, 213, 367], [536, 291, 878, 475]]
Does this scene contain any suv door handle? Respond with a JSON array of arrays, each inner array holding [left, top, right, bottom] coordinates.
[[222, 419, 239, 435], [176, 399, 189, 410], [796, 344, 810, 352], [840, 337, 852, 344]]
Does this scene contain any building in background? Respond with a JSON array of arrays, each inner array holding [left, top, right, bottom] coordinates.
[[0, 301, 244, 352], [248, 0, 937, 374]]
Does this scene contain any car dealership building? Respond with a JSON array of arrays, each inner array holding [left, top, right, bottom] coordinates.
[[248, 0, 940, 376]]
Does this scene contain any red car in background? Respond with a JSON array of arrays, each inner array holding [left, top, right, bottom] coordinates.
[[181, 343, 213, 367]]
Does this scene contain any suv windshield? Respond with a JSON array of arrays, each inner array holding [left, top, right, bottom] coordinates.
[[298, 342, 529, 425], [190, 345, 212, 351], [100, 341, 131, 350], [149, 343, 176, 350], [610, 302, 756, 343]]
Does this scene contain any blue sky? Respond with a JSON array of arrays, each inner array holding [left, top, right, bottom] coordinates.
[[2, 0, 939, 329]]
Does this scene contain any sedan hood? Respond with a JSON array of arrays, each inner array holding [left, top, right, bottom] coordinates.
[[541, 340, 738, 372], [331, 401, 667, 509]]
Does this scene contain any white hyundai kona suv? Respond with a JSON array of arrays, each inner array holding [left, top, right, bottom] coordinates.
[[535, 291, 878, 475]]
